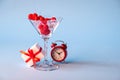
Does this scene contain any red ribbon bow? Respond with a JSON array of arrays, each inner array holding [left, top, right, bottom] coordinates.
[[20, 47, 42, 67]]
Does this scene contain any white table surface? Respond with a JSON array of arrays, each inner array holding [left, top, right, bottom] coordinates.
[[1, 61, 120, 80]]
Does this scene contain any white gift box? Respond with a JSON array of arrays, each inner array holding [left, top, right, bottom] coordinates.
[[20, 43, 44, 67]]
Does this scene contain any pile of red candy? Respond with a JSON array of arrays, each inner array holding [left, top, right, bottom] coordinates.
[[28, 13, 56, 35]]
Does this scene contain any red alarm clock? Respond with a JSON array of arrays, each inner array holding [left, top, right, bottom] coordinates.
[[51, 40, 67, 62]]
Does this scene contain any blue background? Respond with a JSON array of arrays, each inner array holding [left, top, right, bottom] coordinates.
[[0, 0, 120, 79]]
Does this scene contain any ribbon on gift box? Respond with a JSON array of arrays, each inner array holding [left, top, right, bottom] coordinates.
[[20, 47, 42, 67]]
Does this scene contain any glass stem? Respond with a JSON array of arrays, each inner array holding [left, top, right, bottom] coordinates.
[[43, 38, 49, 64]]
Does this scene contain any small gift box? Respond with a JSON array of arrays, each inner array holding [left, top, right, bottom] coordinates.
[[20, 43, 44, 67]]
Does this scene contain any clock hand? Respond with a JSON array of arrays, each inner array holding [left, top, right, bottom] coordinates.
[[58, 52, 62, 55], [55, 51, 61, 55]]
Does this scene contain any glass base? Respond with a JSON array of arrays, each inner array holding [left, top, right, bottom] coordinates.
[[35, 60, 59, 71]]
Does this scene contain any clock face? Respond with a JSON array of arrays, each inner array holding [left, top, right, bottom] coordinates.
[[51, 47, 67, 62]]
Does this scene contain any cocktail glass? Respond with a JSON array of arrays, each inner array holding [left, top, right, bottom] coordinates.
[[29, 16, 62, 71]]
